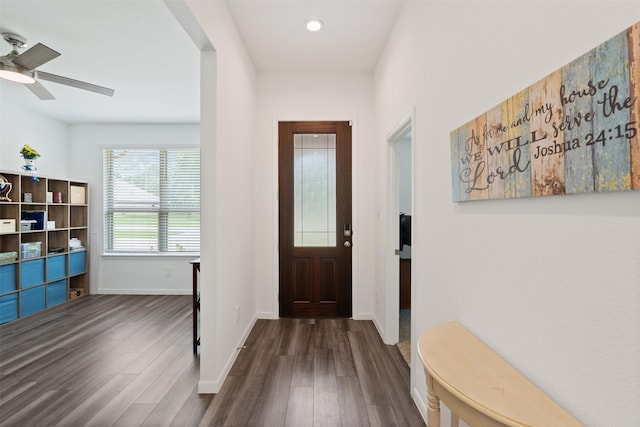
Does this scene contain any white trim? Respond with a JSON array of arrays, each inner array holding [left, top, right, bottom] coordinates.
[[271, 118, 280, 318], [412, 386, 428, 423], [101, 253, 199, 259], [408, 108, 419, 405], [384, 137, 400, 344], [272, 116, 360, 318], [386, 110, 413, 141], [356, 312, 376, 321], [196, 380, 218, 394], [383, 107, 415, 345], [351, 120, 360, 318], [198, 314, 258, 394], [256, 311, 277, 319], [98, 144, 200, 150], [97, 288, 191, 295]]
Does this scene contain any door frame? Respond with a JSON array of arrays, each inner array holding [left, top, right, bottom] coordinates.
[[383, 108, 415, 345], [272, 117, 360, 319]]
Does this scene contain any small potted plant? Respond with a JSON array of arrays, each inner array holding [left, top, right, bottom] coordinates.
[[20, 144, 40, 160], [19, 144, 40, 181]]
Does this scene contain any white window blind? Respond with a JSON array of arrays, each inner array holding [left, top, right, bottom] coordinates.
[[103, 149, 200, 254]]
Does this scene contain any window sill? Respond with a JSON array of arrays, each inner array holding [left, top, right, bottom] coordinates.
[[101, 252, 200, 259]]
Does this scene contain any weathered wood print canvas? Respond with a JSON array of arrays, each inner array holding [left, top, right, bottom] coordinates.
[[451, 22, 640, 201]]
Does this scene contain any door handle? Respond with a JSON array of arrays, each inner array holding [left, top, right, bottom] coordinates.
[[344, 241, 351, 248]]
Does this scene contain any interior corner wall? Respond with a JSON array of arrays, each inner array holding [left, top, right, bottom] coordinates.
[[375, 2, 640, 426], [0, 96, 69, 177], [253, 72, 378, 321], [185, 0, 257, 393]]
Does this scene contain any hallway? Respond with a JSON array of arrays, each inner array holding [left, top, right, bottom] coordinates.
[[200, 317, 424, 426], [0, 295, 424, 426]]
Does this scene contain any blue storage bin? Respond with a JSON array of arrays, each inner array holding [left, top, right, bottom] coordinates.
[[69, 251, 86, 275], [21, 285, 45, 317], [21, 259, 45, 288], [47, 279, 67, 307], [0, 292, 18, 324], [0, 263, 17, 294], [47, 255, 67, 281]]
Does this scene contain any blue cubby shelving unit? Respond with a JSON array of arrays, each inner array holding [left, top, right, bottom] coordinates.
[[0, 170, 88, 324]]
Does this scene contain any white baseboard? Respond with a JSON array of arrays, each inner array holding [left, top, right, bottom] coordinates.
[[355, 312, 375, 321], [197, 380, 218, 394], [412, 386, 428, 422], [256, 311, 277, 319], [97, 288, 191, 295], [198, 314, 258, 394]]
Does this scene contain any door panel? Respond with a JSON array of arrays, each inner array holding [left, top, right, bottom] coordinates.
[[279, 121, 352, 317], [320, 258, 337, 302], [293, 258, 310, 301]]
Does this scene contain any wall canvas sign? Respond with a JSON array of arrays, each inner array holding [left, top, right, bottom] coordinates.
[[451, 22, 640, 201]]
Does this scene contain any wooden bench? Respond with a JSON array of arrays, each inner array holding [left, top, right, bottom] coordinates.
[[418, 322, 582, 427]]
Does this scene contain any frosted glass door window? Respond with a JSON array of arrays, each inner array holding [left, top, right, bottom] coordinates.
[[294, 133, 337, 247]]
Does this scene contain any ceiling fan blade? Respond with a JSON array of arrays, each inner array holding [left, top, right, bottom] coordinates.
[[12, 43, 60, 70], [36, 71, 114, 97], [25, 80, 55, 100]]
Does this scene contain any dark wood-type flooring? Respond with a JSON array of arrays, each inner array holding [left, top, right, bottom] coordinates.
[[0, 295, 425, 426]]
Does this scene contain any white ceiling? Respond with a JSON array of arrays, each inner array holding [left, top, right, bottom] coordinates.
[[0, 0, 400, 124], [226, 0, 401, 72]]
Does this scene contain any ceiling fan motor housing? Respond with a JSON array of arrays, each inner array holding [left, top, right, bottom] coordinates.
[[0, 54, 35, 84], [2, 32, 29, 49], [0, 32, 36, 83]]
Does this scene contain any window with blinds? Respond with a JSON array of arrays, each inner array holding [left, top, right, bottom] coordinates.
[[103, 149, 200, 254]]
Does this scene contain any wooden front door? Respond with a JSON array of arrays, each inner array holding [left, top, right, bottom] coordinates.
[[278, 121, 352, 317]]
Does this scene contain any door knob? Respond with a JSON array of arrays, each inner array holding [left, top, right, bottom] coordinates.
[[344, 241, 351, 248]]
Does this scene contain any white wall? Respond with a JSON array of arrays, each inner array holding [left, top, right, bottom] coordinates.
[[375, 2, 640, 426], [254, 72, 378, 320], [1, 98, 69, 177], [186, 0, 258, 394], [68, 124, 199, 295]]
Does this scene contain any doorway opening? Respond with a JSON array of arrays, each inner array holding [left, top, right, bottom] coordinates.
[[385, 110, 414, 367], [397, 137, 412, 364]]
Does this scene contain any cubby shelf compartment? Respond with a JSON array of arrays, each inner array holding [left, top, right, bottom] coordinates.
[[0, 169, 89, 324], [69, 251, 87, 276], [21, 285, 45, 317], [47, 204, 69, 229], [70, 205, 88, 228], [47, 279, 68, 307], [0, 293, 18, 324], [47, 254, 67, 281], [0, 263, 17, 293]]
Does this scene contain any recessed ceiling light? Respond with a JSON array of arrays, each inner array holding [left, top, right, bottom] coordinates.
[[306, 20, 323, 32]]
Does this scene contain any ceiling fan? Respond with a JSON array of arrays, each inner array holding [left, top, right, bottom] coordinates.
[[0, 32, 114, 100]]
